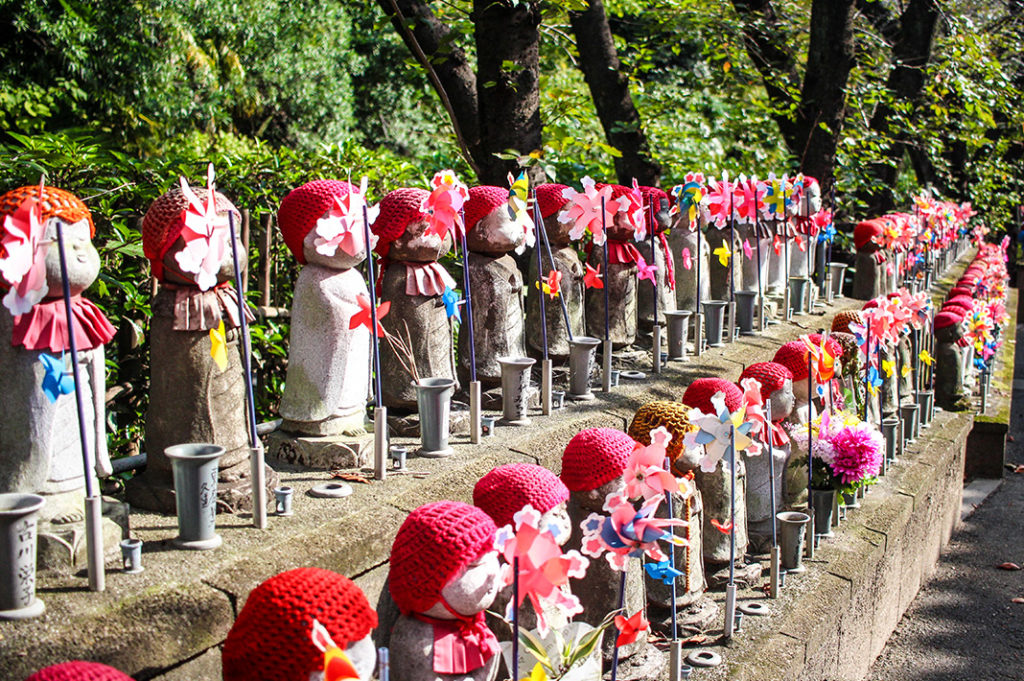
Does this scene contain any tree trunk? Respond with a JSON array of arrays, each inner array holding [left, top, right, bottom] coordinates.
[[568, 0, 661, 186], [473, 0, 544, 185], [863, 0, 941, 215]]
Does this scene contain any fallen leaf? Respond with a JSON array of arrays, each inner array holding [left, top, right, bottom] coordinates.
[[1015, 465, 1024, 474], [330, 472, 370, 484], [1012, 598, 1024, 605], [682, 634, 708, 646], [997, 562, 1021, 571]]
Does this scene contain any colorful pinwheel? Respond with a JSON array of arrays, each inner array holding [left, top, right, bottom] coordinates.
[[682, 391, 756, 472], [0, 179, 48, 315], [175, 164, 231, 292], [349, 294, 390, 337], [623, 426, 680, 501], [423, 169, 469, 239], [441, 285, 462, 322], [559, 177, 616, 246], [310, 619, 361, 681], [313, 176, 379, 258], [579, 493, 687, 571], [39, 352, 74, 403], [613, 610, 649, 648]]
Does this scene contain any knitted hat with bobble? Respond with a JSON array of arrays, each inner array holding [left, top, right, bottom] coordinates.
[[464, 186, 509, 231], [0, 186, 94, 237], [473, 463, 569, 529], [222, 567, 377, 681], [628, 401, 695, 464], [389, 501, 497, 615], [277, 180, 355, 264], [535, 184, 570, 219], [560, 428, 637, 492], [371, 188, 430, 258], [738, 362, 794, 403], [23, 662, 132, 681], [831, 310, 863, 334], [682, 378, 744, 414], [773, 341, 811, 382], [142, 185, 239, 282]]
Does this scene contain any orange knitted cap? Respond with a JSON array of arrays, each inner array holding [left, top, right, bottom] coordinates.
[[141, 185, 239, 281], [0, 186, 94, 237], [473, 463, 569, 529], [560, 428, 636, 492], [772, 341, 810, 382], [388, 501, 497, 615], [371, 188, 430, 257], [277, 180, 355, 263], [24, 661, 132, 681], [464, 185, 508, 231], [221, 568, 377, 681], [628, 401, 695, 463], [682, 378, 743, 414], [831, 310, 863, 334], [535, 184, 570, 218]]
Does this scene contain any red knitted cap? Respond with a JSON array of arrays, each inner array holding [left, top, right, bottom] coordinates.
[[222, 567, 377, 681], [947, 295, 974, 309], [24, 661, 132, 681], [142, 185, 240, 281], [595, 183, 632, 201], [854, 220, 883, 250], [807, 333, 842, 360], [277, 180, 355, 263], [535, 184, 570, 218], [682, 378, 744, 414], [772, 341, 810, 382], [948, 285, 973, 298], [372, 188, 430, 257], [473, 463, 569, 529], [738, 362, 793, 402], [941, 301, 971, 316], [831, 310, 863, 334], [934, 310, 963, 330], [464, 186, 508, 231], [862, 298, 879, 310], [0, 186, 94, 237], [639, 186, 669, 211], [560, 428, 636, 492], [389, 501, 497, 615]]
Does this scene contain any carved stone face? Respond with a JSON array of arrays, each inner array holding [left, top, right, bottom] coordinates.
[[539, 502, 572, 546], [576, 476, 626, 513], [387, 218, 453, 263], [769, 378, 795, 422], [791, 181, 822, 217], [543, 212, 574, 248], [466, 208, 529, 256], [935, 324, 963, 343], [161, 230, 245, 287], [607, 210, 636, 241], [421, 550, 501, 618], [792, 374, 810, 407], [650, 197, 671, 234], [302, 228, 366, 270], [43, 218, 100, 297]]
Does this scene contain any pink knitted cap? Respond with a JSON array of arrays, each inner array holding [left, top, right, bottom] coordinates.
[[388, 501, 497, 615], [24, 662, 132, 681], [560, 428, 637, 492], [473, 463, 569, 528], [682, 378, 743, 413], [371, 188, 430, 257], [934, 310, 963, 330], [464, 186, 508, 231], [535, 184, 570, 218]]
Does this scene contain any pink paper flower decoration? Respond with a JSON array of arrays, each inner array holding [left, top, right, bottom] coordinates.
[[313, 176, 379, 258], [0, 180, 49, 314], [559, 176, 616, 246], [422, 169, 470, 239]]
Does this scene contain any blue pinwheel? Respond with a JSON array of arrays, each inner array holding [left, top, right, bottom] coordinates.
[[39, 352, 74, 403], [866, 364, 883, 396], [441, 285, 462, 323], [645, 559, 684, 585]]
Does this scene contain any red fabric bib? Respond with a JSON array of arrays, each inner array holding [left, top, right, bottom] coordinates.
[[412, 606, 499, 675], [11, 295, 115, 353]]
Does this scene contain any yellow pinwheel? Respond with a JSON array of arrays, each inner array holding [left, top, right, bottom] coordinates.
[[881, 359, 895, 378], [919, 349, 934, 366], [521, 662, 549, 681], [210, 320, 228, 371], [713, 240, 732, 267]]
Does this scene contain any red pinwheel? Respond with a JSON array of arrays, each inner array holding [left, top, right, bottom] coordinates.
[[422, 170, 469, 239], [682, 247, 692, 271], [636, 253, 658, 283], [541, 269, 562, 299], [703, 175, 735, 228], [614, 610, 649, 648], [584, 263, 604, 289], [623, 426, 679, 501], [710, 518, 733, 535], [349, 294, 390, 337], [176, 163, 231, 292], [773, 234, 782, 256]]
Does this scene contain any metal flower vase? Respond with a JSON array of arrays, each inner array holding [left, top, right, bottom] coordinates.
[[788, 277, 809, 315], [776, 511, 810, 573], [882, 417, 900, 468], [916, 390, 934, 428], [568, 336, 600, 401], [702, 300, 727, 348], [167, 443, 225, 550], [499, 357, 536, 426], [735, 291, 757, 336], [829, 263, 848, 298], [664, 310, 692, 360], [414, 378, 456, 457], [0, 493, 46, 620], [810, 488, 835, 539], [900, 403, 920, 443]]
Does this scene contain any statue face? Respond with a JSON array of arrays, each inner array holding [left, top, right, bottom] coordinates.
[[935, 324, 963, 342], [607, 210, 636, 241], [302, 228, 366, 270], [43, 218, 100, 297], [651, 197, 671, 234], [434, 550, 501, 617], [790, 181, 822, 217], [539, 502, 572, 546], [792, 374, 810, 406], [161, 230, 244, 287], [386, 218, 453, 263], [769, 378, 795, 422], [543, 212, 573, 247], [466, 209, 529, 255], [577, 476, 626, 513]]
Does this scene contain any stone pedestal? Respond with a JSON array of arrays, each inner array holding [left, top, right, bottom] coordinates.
[[265, 430, 372, 470], [37, 497, 127, 573], [695, 455, 748, 569]]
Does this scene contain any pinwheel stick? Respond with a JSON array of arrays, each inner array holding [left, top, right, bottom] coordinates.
[[827, 184, 836, 270], [766, 398, 780, 598], [228, 212, 267, 529], [458, 209, 477, 383], [532, 195, 552, 415], [536, 204, 574, 341], [601, 195, 612, 393], [362, 205, 388, 480], [378, 648, 389, 681], [806, 352, 815, 560], [512, 556, 520, 681], [863, 327, 872, 423], [55, 221, 105, 592], [724, 425, 738, 638], [665, 455, 682, 679], [727, 194, 736, 342], [649, 203, 662, 374], [610, 568, 628, 681], [695, 217, 703, 357], [753, 180, 765, 332]]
